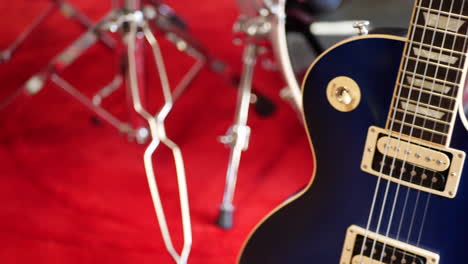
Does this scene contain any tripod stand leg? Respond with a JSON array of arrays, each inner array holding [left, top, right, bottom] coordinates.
[[1, 1, 116, 64], [92, 74, 124, 106], [0, 70, 50, 112], [143, 2, 275, 117], [217, 43, 257, 229], [12, 12, 116, 101], [50, 74, 131, 134], [52, 0, 116, 49], [0, 4, 55, 63], [0, 12, 135, 136], [146, 22, 193, 264], [126, 20, 192, 264], [172, 57, 205, 101]]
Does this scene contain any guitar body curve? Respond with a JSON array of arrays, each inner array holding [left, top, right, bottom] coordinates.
[[239, 35, 468, 263]]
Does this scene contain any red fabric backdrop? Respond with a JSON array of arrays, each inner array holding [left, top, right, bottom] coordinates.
[[0, 1, 312, 263]]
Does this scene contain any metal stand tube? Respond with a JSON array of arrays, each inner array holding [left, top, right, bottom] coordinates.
[[0, 4, 55, 63], [127, 20, 192, 264], [0, 0, 115, 64], [217, 43, 257, 229]]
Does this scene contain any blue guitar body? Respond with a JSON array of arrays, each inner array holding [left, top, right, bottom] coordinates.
[[239, 35, 468, 263]]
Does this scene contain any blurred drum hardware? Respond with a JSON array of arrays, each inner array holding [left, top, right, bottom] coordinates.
[[123, 3, 192, 263], [0, 1, 252, 263], [0, 0, 116, 64], [217, 0, 369, 229], [0, 0, 274, 143], [0, 0, 118, 111], [216, 0, 282, 230]]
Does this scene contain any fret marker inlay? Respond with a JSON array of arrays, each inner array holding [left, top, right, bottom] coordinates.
[[423, 12, 465, 32], [412, 47, 459, 64], [385, 0, 468, 145], [400, 102, 446, 119], [406, 76, 452, 94]]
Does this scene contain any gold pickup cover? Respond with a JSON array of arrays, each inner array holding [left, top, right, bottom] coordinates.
[[361, 126, 466, 198], [376, 136, 450, 172], [340, 225, 439, 264], [351, 255, 384, 264]]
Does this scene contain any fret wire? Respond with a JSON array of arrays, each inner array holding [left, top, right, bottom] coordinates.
[[406, 62, 462, 85], [408, 40, 467, 56], [424, 0, 468, 148], [443, 22, 468, 146], [400, 69, 460, 86], [400, 84, 458, 100], [426, 0, 468, 129], [388, 0, 468, 146], [390, 122, 448, 145], [392, 119, 448, 136], [405, 55, 464, 71], [401, 85, 456, 108], [411, 28, 468, 53], [391, 106, 452, 125], [419, 0, 468, 16], [413, 24, 468, 39], [397, 97, 454, 114], [387, 0, 461, 146], [376, 1, 450, 261], [419, 0, 468, 12], [391, 110, 451, 134], [393, 95, 451, 126], [418, 6, 468, 19]]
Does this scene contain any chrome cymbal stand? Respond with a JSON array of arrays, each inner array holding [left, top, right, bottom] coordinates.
[[0, 9, 132, 136], [0, 0, 116, 63], [1, 0, 217, 144], [217, 11, 272, 229], [124, 6, 191, 263], [215, 3, 371, 229]]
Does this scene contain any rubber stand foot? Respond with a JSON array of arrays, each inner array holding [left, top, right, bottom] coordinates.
[[90, 116, 102, 126], [254, 93, 276, 117], [216, 208, 234, 230]]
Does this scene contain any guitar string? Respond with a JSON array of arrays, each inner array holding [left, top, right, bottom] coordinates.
[[408, 29, 467, 264], [392, 3, 467, 254], [358, 1, 429, 262], [402, 0, 466, 248], [386, 0, 463, 262], [387, 0, 468, 262], [391, 0, 453, 247], [362, 0, 436, 260], [373, 0, 447, 262], [374, 0, 466, 261], [407, 2, 467, 261], [359, 0, 468, 261], [360, 0, 467, 262], [414, 0, 467, 249]]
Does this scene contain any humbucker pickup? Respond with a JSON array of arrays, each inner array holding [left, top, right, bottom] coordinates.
[[361, 126, 465, 198], [340, 225, 439, 264]]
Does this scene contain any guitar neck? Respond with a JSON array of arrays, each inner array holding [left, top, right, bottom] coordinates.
[[386, 0, 468, 146]]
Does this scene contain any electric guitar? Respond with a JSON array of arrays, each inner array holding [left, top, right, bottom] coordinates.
[[239, 0, 468, 263]]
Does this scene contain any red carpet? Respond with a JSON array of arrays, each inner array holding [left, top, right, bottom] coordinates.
[[0, 1, 312, 263]]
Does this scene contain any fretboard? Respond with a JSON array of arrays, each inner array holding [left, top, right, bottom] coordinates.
[[387, 0, 468, 146]]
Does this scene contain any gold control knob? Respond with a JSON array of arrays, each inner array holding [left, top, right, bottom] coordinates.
[[326, 76, 361, 112]]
